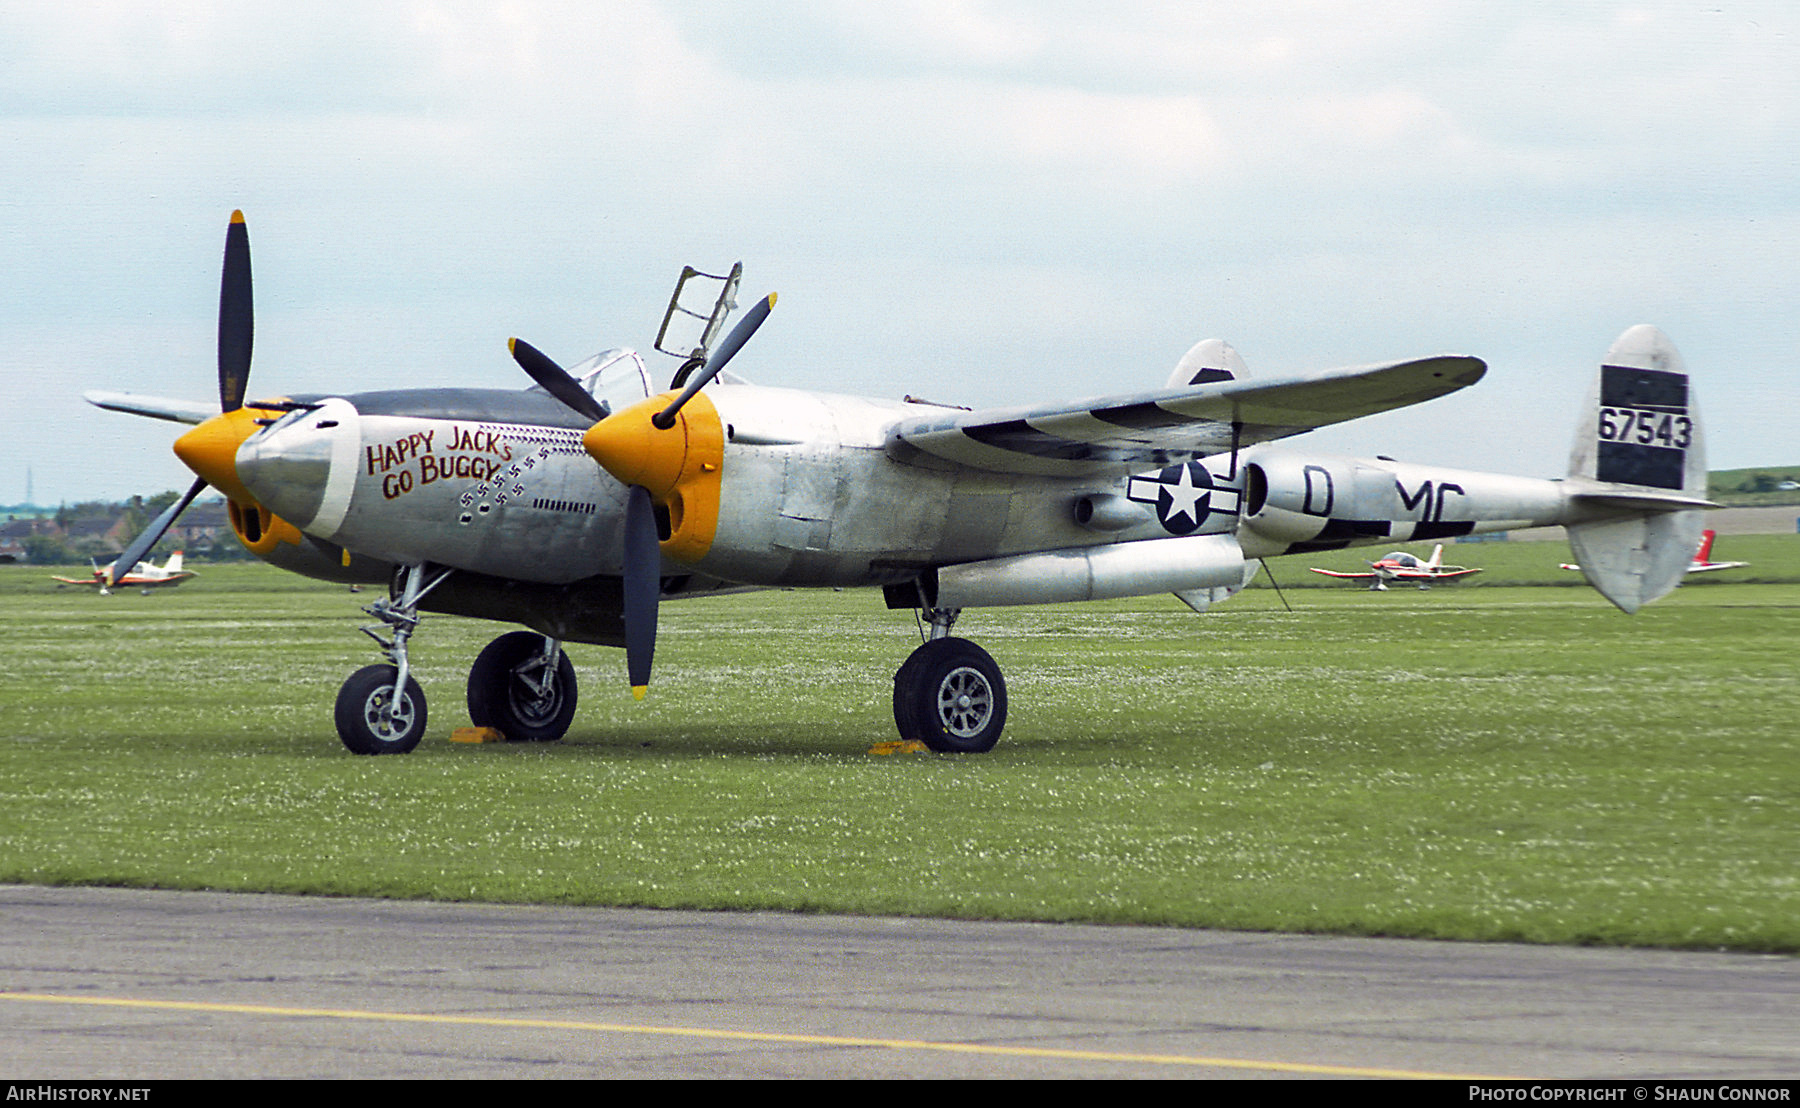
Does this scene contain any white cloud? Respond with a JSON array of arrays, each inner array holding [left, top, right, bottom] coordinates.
[[3, 1, 1798, 503]]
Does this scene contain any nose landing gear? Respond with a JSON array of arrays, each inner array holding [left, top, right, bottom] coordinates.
[[333, 563, 449, 755]]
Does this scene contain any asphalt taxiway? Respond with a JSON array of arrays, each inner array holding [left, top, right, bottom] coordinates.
[[2, 884, 1795, 1079]]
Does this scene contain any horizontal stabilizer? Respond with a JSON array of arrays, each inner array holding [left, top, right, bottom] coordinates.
[[1564, 483, 1715, 513]]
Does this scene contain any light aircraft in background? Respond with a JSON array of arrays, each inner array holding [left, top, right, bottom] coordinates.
[[1309, 543, 1481, 590], [86, 212, 1714, 756], [1560, 529, 1746, 575], [52, 551, 195, 595]]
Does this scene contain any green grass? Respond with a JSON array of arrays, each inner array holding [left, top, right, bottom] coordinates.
[[3, 553, 1798, 952]]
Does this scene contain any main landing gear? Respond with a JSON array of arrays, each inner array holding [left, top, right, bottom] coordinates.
[[466, 630, 578, 743], [333, 564, 579, 754], [892, 607, 1008, 754]]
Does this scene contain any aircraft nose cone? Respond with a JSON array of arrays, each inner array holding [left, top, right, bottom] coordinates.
[[173, 408, 263, 502]]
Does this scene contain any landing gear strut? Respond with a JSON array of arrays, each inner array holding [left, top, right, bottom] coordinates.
[[334, 563, 451, 755], [892, 607, 1008, 753]]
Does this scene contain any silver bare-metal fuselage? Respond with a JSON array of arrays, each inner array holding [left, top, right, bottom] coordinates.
[[243, 389, 621, 583]]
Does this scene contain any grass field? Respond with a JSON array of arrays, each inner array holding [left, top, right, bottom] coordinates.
[[3, 536, 1797, 952]]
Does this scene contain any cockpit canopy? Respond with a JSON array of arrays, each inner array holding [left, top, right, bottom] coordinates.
[[561, 348, 654, 413]]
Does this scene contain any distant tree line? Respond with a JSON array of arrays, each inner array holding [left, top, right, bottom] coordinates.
[[1733, 473, 1799, 494]]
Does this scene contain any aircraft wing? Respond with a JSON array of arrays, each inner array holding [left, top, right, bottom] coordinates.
[[1309, 568, 1380, 580], [84, 391, 218, 425], [887, 355, 1485, 477], [127, 576, 194, 587]]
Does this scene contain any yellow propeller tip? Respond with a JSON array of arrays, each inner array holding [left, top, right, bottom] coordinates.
[[766, 292, 778, 307], [507, 337, 517, 353], [230, 210, 246, 224], [631, 685, 648, 701]]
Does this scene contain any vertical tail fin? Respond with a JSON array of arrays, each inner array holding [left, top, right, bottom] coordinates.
[[1564, 325, 1707, 613], [165, 551, 184, 573], [1167, 339, 1248, 388], [1695, 530, 1716, 566]]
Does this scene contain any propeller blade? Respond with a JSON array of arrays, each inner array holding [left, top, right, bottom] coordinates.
[[509, 338, 607, 422], [622, 485, 660, 699], [109, 477, 206, 587], [218, 211, 254, 413], [653, 292, 775, 430]]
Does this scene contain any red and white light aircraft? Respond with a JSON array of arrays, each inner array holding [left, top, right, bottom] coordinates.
[[1309, 544, 1481, 589], [52, 551, 195, 595]]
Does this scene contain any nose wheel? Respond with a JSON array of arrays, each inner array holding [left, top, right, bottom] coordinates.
[[335, 665, 428, 754], [893, 636, 1008, 753]]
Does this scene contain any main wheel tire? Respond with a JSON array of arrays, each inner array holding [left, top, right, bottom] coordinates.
[[893, 637, 1007, 753], [335, 665, 428, 755], [467, 631, 578, 742]]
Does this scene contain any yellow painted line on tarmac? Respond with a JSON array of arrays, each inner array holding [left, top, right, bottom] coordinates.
[[0, 991, 1512, 1079]]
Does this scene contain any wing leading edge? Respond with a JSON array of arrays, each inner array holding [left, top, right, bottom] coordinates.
[[83, 391, 218, 425], [887, 354, 1486, 477]]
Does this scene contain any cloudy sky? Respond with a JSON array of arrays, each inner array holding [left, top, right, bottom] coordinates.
[[3, 1, 1796, 506]]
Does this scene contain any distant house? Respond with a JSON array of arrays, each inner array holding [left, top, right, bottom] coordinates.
[[169, 500, 228, 552], [62, 516, 126, 553], [1, 516, 57, 563]]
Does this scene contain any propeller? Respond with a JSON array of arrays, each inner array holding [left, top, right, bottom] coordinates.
[[516, 287, 776, 699], [509, 338, 607, 422], [111, 479, 207, 588], [217, 210, 254, 413], [109, 211, 255, 586], [653, 292, 774, 429], [622, 485, 660, 699]]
